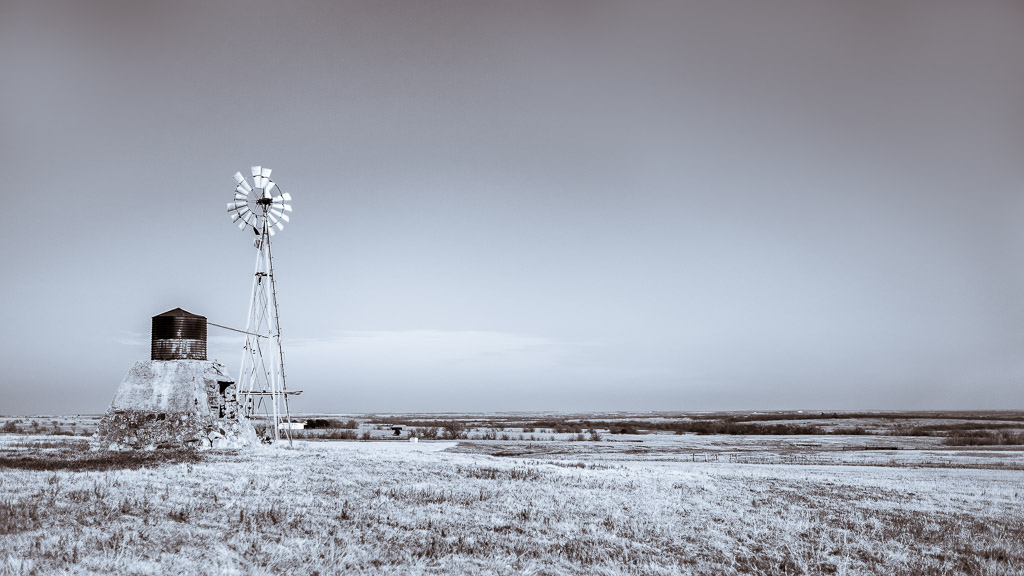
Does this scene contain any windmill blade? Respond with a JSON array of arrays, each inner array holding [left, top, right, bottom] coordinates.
[[261, 167, 272, 178], [275, 221, 284, 231], [251, 166, 262, 177], [281, 192, 292, 201], [239, 181, 252, 193], [238, 220, 248, 230], [268, 227, 276, 237], [269, 208, 282, 218], [265, 181, 276, 194], [282, 204, 293, 212], [230, 212, 241, 222], [226, 202, 240, 211], [278, 213, 290, 223], [234, 193, 248, 201], [233, 171, 245, 184]]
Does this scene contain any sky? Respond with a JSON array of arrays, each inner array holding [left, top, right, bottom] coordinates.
[[1, 0, 1023, 415]]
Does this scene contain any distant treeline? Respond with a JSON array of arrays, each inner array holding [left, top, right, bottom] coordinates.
[[943, 430, 1024, 446], [304, 419, 359, 430], [374, 411, 1024, 425], [720, 411, 1024, 423], [368, 414, 1024, 438], [371, 417, 829, 436], [899, 422, 1023, 435], [577, 420, 829, 436]]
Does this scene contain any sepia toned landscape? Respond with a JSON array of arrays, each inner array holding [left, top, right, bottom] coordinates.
[[4, 1, 1024, 574], [3, 412, 1023, 575]]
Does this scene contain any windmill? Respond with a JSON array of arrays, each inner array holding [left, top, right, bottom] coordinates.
[[225, 166, 298, 445]]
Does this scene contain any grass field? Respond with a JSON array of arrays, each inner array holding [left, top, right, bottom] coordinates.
[[2, 415, 1024, 575]]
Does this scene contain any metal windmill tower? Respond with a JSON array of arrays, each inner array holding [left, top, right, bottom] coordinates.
[[225, 166, 298, 445]]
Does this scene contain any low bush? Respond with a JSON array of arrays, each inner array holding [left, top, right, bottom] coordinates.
[[441, 421, 468, 440], [417, 427, 439, 440]]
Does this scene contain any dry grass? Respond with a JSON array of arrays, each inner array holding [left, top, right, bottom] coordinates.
[[1, 437, 1023, 575]]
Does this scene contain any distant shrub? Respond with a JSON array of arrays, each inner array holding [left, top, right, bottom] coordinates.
[[442, 421, 468, 440], [360, 429, 372, 441], [588, 428, 602, 441], [1, 421, 18, 434]]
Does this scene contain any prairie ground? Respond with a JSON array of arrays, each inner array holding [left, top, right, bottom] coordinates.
[[2, 432, 1023, 575]]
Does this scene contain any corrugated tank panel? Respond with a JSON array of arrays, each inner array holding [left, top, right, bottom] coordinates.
[[151, 315, 207, 360]]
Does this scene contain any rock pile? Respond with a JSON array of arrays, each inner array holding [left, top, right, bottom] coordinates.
[[96, 410, 259, 450]]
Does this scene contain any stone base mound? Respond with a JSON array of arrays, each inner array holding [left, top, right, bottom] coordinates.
[[96, 410, 260, 450]]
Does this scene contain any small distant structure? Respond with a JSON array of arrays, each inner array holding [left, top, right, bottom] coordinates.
[[391, 426, 403, 436], [96, 308, 257, 450], [278, 421, 306, 430]]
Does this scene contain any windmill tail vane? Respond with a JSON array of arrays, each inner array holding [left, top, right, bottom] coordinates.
[[226, 166, 300, 446]]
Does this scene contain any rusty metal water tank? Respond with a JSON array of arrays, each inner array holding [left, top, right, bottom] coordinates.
[[151, 308, 207, 360]]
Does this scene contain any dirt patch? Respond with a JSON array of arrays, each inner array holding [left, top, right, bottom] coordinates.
[[0, 448, 203, 472]]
